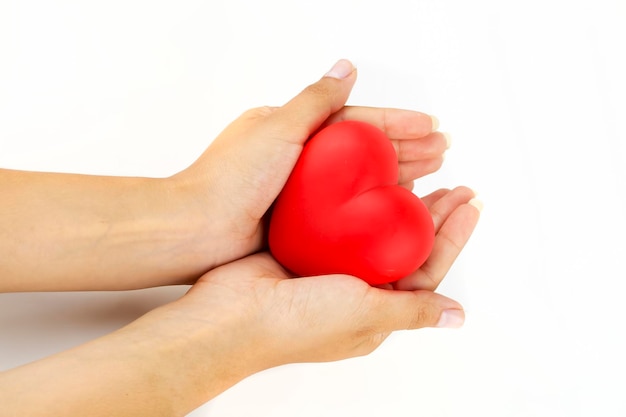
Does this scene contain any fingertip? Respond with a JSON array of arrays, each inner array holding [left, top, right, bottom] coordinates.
[[430, 115, 440, 131], [463, 187, 482, 211], [323, 59, 357, 80], [443, 132, 452, 149], [436, 309, 465, 328], [468, 197, 484, 213], [276, 61, 357, 143]]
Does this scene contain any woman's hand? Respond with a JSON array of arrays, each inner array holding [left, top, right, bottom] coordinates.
[[171, 185, 479, 371], [169, 59, 447, 277], [0, 183, 479, 417], [0, 59, 452, 292]]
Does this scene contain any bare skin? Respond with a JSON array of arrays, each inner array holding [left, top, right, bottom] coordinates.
[[0, 60, 451, 292], [0, 60, 481, 416]]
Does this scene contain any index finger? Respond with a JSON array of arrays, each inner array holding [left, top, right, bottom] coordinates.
[[321, 106, 438, 139]]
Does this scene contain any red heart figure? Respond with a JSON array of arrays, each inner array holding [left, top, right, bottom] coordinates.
[[268, 120, 435, 285]]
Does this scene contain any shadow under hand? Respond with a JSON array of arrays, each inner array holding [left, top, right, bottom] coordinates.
[[0, 286, 189, 370]]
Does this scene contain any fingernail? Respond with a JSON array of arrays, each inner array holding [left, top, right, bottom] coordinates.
[[443, 132, 452, 149], [430, 115, 440, 131], [437, 309, 465, 328], [324, 59, 355, 79], [468, 198, 484, 213]]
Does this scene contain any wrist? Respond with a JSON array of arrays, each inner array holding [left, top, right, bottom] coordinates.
[[0, 300, 250, 417], [165, 165, 262, 273], [142, 176, 220, 283], [74, 175, 220, 290], [131, 300, 262, 414]]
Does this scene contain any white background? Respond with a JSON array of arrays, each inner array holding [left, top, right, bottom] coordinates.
[[1, 0, 625, 416]]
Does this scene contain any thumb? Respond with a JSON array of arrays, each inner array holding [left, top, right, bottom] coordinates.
[[271, 59, 357, 144], [371, 289, 466, 331]]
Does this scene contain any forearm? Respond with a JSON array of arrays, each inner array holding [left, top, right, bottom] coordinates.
[[0, 168, 215, 291], [0, 302, 251, 417]]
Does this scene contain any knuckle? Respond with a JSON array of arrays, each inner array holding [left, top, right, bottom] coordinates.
[[352, 331, 389, 358], [241, 106, 276, 120], [354, 324, 379, 341], [303, 82, 333, 99], [408, 302, 438, 329]]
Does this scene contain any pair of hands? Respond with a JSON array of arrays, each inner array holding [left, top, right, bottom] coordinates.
[[0, 60, 480, 417], [160, 60, 481, 370]]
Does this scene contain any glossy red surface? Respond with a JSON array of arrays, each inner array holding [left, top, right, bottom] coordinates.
[[269, 121, 434, 285]]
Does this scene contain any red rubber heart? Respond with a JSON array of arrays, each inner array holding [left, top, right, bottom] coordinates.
[[268, 120, 435, 285]]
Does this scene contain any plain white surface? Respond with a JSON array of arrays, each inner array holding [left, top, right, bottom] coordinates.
[[1, 0, 625, 415]]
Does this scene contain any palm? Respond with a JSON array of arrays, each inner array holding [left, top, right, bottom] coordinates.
[[184, 185, 479, 365], [187, 252, 380, 365]]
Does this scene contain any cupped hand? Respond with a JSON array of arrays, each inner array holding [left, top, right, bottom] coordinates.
[[170, 185, 479, 371], [168, 60, 447, 274]]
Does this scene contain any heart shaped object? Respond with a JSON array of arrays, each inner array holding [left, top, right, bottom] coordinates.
[[268, 120, 435, 285]]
